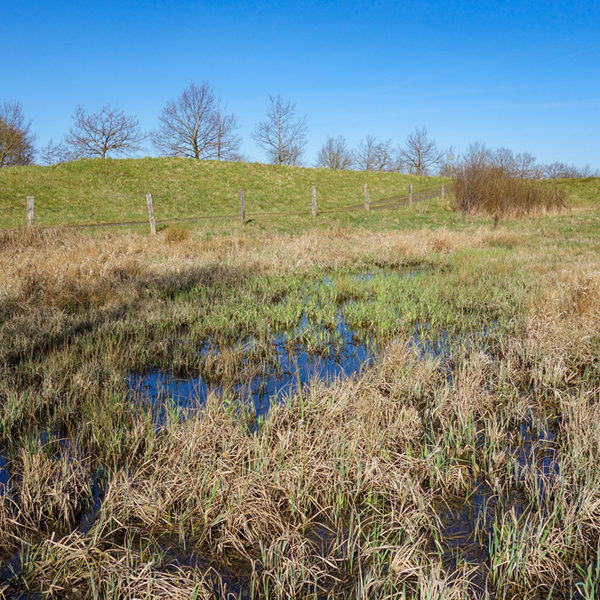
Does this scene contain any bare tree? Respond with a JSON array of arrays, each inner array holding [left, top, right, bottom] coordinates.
[[40, 138, 77, 165], [153, 82, 223, 159], [542, 162, 576, 179], [512, 152, 540, 178], [541, 162, 598, 179], [438, 146, 457, 177], [491, 147, 517, 172], [398, 127, 442, 175], [65, 105, 145, 158], [252, 95, 307, 165], [212, 108, 242, 161], [462, 141, 493, 170], [354, 135, 393, 171], [316, 135, 354, 169], [0, 100, 35, 167]]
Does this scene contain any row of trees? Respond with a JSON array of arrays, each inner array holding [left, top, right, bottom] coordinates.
[[38, 82, 243, 165], [0, 86, 445, 175], [443, 141, 598, 180], [315, 128, 443, 175], [2, 84, 597, 179]]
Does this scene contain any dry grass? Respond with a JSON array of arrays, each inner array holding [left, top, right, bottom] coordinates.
[[1, 221, 600, 597], [0, 225, 525, 312]]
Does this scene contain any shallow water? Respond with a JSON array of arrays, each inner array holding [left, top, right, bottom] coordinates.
[[437, 418, 561, 596], [0, 455, 9, 493], [78, 470, 106, 534], [127, 269, 460, 423], [129, 310, 377, 425], [124, 270, 564, 593]]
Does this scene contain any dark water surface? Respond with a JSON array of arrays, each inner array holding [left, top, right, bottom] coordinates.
[[0, 456, 9, 493], [127, 269, 436, 422], [128, 310, 378, 425], [437, 419, 561, 596]]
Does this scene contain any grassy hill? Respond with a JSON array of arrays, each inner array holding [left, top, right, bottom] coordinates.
[[0, 158, 448, 229]]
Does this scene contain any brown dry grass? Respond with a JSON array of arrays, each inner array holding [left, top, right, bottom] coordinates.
[[1, 222, 600, 598], [0, 225, 524, 312]]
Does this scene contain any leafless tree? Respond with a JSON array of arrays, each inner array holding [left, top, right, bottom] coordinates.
[[316, 135, 354, 169], [212, 108, 242, 161], [40, 138, 77, 165], [489, 147, 540, 178], [438, 146, 457, 177], [580, 164, 598, 177], [462, 141, 493, 170], [253, 95, 307, 165], [153, 82, 223, 159], [541, 162, 598, 179], [512, 152, 540, 178], [65, 105, 145, 158], [491, 147, 517, 172], [542, 162, 577, 179], [398, 127, 442, 175], [0, 100, 35, 167], [354, 135, 393, 171]]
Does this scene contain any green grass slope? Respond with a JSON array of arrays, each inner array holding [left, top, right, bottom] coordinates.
[[0, 158, 448, 228]]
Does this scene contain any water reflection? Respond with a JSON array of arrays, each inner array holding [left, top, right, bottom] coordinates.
[[128, 310, 377, 425]]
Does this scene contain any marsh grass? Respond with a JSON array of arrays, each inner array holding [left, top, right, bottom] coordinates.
[[1, 186, 600, 598]]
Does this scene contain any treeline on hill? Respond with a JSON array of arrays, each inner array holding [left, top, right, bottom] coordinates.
[[1, 82, 597, 179]]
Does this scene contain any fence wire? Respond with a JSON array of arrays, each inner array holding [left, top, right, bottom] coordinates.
[[27, 184, 451, 231]]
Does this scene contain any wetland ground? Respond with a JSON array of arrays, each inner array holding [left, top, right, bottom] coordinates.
[[0, 174, 599, 598]]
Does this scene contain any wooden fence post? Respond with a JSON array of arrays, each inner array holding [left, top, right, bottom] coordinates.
[[364, 184, 370, 211], [146, 194, 156, 235], [311, 186, 317, 217], [441, 184, 445, 202], [26, 196, 34, 227], [408, 183, 413, 206], [240, 188, 245, 225]]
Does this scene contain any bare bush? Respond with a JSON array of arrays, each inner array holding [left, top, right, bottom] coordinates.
[[454, 146, 566, 217]]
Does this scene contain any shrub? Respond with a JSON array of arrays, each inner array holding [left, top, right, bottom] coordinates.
[[453, 163, 566, 217]]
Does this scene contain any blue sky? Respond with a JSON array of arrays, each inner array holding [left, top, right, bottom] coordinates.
[[2, 0, 599, 168]]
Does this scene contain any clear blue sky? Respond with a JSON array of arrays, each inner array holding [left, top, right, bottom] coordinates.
[[2, 0, 599, 168]]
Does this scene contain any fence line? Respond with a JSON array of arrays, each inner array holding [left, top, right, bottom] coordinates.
[[22, 183, 452, 231]]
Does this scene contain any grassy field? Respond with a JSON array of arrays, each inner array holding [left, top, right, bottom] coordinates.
[[0, 158, 448, 229], [0, 161, 599, 598]]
